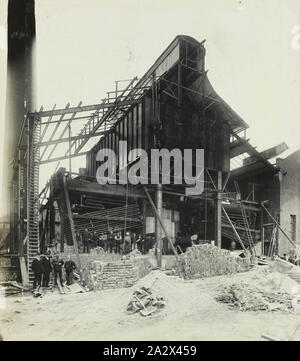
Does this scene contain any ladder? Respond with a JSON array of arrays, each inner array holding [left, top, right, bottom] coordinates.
[[234, 180, 256, 255], [27, 116, 41, 284]]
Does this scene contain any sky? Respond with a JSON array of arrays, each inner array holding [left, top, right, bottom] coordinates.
[[1, 0, 300, 207]]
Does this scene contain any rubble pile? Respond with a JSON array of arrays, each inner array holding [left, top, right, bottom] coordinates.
[[82, 257, 152, 291], [89, 247, 105, 255], [216, 268, 297, 312], [216, 282, 293, 311], [176, 244, 251, 279], [123, 249, 142, 259], [0, 281, 30, 296], [127, 285, 166, 316]]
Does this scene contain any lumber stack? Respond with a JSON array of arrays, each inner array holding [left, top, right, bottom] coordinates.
[[176, 244, 251, 279]]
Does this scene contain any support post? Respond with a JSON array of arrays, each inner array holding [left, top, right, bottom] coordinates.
[[260, 207, 264, 256], [143, 186, 179, 261], [261, 203, 296, 248], [156, 184, 163, 267], [62, 175, 81, 271], [142, 198, 147, 238], [215, 171, 222, 248], [222, 206, 247, 253], [68, 124, 72, 173]]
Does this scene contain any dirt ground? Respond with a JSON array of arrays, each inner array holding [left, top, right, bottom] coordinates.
[[1, 269, 300, 341]]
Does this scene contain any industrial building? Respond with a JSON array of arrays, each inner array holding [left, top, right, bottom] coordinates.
[[0, 2, 299, 286]]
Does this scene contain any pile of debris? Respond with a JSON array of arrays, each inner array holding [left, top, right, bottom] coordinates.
[[176, 244, 251, 279], [89, 247, 105, 255], [122, 249, 142, 259], [216, 281, 293, 312], [215, 268, 297, 312], [0, 281, 30, 297], [127, 285, 166, 316]]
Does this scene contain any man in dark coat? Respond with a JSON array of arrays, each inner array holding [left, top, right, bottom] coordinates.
[[92, 230, 98, 249], [52, 255, 64, 286], [82, 227, 90, 253], [31, 253, 43, 289], [40, 254, 52, 287], [64, 256, 77, 285], [76, 231, 82, 250], [114, 232, 122, 254], [107, 229, 114, 253], [124, 232, 132, 254]]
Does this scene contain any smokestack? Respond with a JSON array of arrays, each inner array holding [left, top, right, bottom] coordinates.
[[1, 0, 36, 219]]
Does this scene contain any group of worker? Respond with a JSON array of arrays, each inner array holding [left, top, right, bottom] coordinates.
[[76, 228, 147, 254], [31, 253, 77, 290]]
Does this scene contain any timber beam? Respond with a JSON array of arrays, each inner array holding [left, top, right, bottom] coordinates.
[[65, 178, 146, 199], [29, 99, 140, 118]]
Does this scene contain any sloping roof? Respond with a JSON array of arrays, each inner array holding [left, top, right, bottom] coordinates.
[[269, 146, 300, 164], [176, 35, 249, 134], [202, 74, 249, 134]]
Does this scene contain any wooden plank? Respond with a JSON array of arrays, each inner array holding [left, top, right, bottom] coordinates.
[[19, 256, 29, 287], [66, 178, 146, 199], [229, 138, 250, 158], [30, 100, 140, 118], [221, 206, 248, 253], [62, 175, 81, 271], [38, 151, 89, 165], [243, 142, 288, 166], [37, 131, 105, 147], [231, 131, 274, 170]]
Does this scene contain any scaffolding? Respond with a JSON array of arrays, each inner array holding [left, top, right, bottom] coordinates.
[[5, 35, 279, 284]]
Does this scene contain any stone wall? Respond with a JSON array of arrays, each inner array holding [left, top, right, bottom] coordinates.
[[58, 252, 122, 269], [278, 150, 300, 255], [82, 256, 152, 290]]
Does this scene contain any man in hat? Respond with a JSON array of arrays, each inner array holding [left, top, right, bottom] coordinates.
[[107, 229, 114, 253], [64, 256, 77, 286], [114, 231, 122, 254], [40, 253, 52, 288], [82, 227, 90, 253], [31, 253, 43, 290], [124, 231, 132, 254], [52, 255, 64, 286]]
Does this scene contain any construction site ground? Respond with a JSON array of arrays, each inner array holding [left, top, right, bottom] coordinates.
[[1, 267, 300, 341]]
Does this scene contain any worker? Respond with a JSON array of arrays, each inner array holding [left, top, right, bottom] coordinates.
[[82, 227, 90, 253], [52, 255, 64, 286], [92, 230, 98, 249], [114, 231, 122, 253], [40, 254, 52, 288], [31, 253, 42, 290], [107, 229, 114, 253], [144, 234, 154, 254], [64, 256, 77, 285], [76, 231, 82, 250], [124, 231, 132, 254], [98, 232, 105, 249], [190, 233, 198, 245], [102, 232, 108, 251], [230, 240, 237, 252], [135, 234, 142, 251]]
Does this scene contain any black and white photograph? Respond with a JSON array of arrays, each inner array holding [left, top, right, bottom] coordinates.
[[0, 0, 300, 344]]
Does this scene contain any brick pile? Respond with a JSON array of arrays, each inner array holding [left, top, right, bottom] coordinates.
[[176, 244, 251, 279], [82, 256, 152, 290]]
